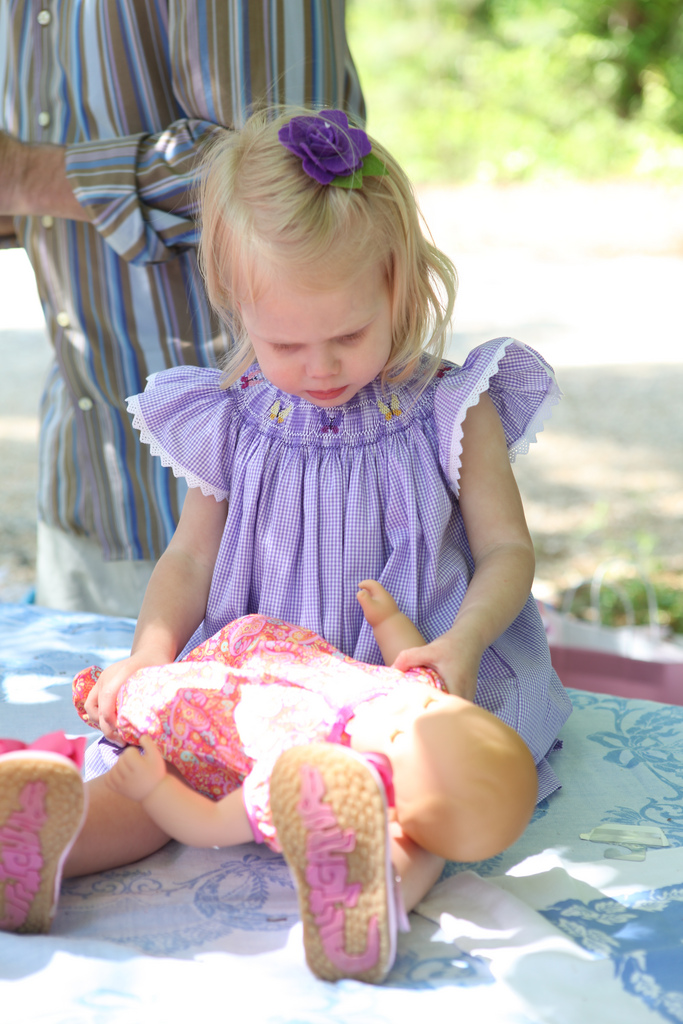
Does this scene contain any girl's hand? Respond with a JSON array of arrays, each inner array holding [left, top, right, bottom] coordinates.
[[83, 653, 162, 741], [393, 632, 481, 701], [106, 736, 167, 803]]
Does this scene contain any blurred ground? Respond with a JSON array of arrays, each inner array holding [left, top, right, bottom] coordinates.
[[1, 181, 682, 606]]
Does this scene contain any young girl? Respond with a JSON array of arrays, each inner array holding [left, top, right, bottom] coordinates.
[[0, 107, 571, 981]]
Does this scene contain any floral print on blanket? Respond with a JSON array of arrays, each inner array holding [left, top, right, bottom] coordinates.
[[569, 691, 683, 847], [542, 885, 683, 1023]]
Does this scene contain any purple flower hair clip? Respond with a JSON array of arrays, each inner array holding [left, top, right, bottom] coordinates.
[[278, 110, 387, 189]]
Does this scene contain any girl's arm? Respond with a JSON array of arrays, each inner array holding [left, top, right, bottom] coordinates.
[[84, 487, 228, 738], [106, 736, 254, 848], [394, 392, 535, 699]]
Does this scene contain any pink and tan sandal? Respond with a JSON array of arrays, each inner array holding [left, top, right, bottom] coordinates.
[[0, 732, 86, 933], [270, 743, 407, 983]]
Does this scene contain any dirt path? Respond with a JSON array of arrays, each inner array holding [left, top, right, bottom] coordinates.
[[1, 181, 682, 605]]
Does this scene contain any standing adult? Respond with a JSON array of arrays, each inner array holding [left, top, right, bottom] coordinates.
[[0, 0, 364, 617]]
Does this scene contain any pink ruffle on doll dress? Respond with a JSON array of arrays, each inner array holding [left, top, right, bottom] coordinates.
[[72, 615, 444, 850]]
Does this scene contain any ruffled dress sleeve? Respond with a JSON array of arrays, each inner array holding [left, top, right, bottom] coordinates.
[[126, 366, 238, 502], [434, 338, 561, 495]]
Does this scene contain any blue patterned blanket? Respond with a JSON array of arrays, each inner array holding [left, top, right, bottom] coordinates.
[[1, 603, 681, 1023]]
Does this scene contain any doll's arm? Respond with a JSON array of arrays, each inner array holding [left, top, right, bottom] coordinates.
[[85, 486, 228, 740], [394, 393, 535, 699], [106, 736, 253, 848], [356, 579, 426, 665], [106, 734, 169, 801]]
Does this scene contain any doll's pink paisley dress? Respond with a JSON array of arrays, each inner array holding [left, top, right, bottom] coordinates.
[[73, 614, 444, 850]]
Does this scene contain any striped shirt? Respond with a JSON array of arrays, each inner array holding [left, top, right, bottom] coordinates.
[[0, 0, 364, 560]]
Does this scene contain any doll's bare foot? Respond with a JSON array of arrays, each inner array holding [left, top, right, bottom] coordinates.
[[356, 579, 401, 628], [357, 580, 426, 666]]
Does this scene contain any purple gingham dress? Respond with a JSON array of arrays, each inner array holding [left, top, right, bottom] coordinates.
[[127, 337, 572, 800]]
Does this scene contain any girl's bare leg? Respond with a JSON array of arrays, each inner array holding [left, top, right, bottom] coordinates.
[[63, 774, 171, 877]]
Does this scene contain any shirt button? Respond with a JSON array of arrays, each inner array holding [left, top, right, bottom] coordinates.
[[78, 397, 93, 412], [41, 215, 54, 228], [38, 111, 51, 127], [56, 311, 70, 327], [37, 10, 52, 25]]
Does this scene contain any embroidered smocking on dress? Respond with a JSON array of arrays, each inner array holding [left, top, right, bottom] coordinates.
[[377, 395, 402, 421], [124, 338, 572, 801]]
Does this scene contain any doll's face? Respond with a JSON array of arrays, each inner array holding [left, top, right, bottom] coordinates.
[[345, 684, 448, 756], [237, 261, 393, 408]]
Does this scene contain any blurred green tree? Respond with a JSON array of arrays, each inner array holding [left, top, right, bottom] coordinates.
[[347, 0, 683, 182], [563, 1, 683, 129]]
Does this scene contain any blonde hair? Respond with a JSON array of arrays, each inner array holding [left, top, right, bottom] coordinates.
[[198, 108, 458, 389]]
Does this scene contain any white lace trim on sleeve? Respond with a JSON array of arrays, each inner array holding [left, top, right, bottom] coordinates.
[[447, 337, 562, 497], [126, 394, 229, 503]]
